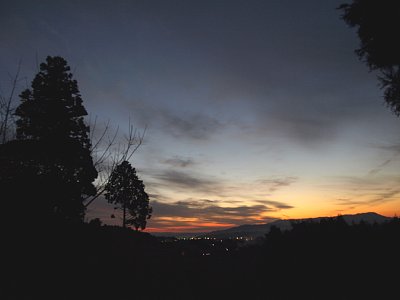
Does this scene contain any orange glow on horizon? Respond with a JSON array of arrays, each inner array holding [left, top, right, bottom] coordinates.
[[144, 206, 399, 233], [145, 221, 236, 233]]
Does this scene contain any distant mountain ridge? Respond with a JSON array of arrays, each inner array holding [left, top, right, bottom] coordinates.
[[202, 212, 390, 239]]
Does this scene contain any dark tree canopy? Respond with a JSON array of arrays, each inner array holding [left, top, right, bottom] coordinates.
[[0, 56, 97, 224], [105, 160, 152, 230], [16, 56, 90, 145], [339, 0, 400, 115]]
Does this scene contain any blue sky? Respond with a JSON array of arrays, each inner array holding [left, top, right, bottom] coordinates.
[[1, 0, 400, 231]]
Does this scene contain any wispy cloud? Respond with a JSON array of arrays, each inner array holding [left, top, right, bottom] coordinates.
[[152, 170, 218, 192], [149, 198, 290, 230], [375, 143, 400, 153], [259, 176, 298, 192], [330, 175, 400, 208], [368, 159, 393, 176], [253, 199, 294, 209], [162, 156, 196, 168], [368, 189, 400, 205], [335, 198, 363, 206], [270, 115, 337, 146], [368, 143, 400, 175], [324, 175, 399, 190], [159, 110, 224, 140]]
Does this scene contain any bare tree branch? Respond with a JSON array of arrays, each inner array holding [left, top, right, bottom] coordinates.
[[1, 60, 23, 144], [84, 118, 145, 208]]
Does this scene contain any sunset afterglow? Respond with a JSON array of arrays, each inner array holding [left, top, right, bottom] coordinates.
[[1, 0, 399, 233]]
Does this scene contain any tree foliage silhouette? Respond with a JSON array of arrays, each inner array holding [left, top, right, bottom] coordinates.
[[105, 160, 152, 230], [0, 56, 97, 223], [339, 0, 400, 115]]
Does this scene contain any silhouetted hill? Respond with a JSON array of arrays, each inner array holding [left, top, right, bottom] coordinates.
[[203, 212, 390, 239], [5, 213, 399, 299]]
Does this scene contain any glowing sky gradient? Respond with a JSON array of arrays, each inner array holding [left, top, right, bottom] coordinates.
[[1, 0, 399, 232]]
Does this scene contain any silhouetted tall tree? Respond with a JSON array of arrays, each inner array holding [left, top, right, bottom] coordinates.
[[104, 160, 152, 230], [339, 0, 400, 114], [0, 56, 97, 224]]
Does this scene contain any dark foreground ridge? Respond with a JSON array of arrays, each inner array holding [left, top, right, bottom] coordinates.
[[5, 214, 399, 299]]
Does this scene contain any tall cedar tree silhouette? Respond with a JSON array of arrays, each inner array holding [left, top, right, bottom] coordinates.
[[339, 0, 400, 114], [104, 160, 152, 230], [0, 56, 97, 224]]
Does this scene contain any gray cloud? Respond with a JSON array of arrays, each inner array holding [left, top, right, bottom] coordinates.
[[159, 110, 224, 140], [260, 176, 298, 192], [368, 143, 400, 175], [254, 200, 294, 209], [125, 104, 225, 141], [368, 159, 393, 176], [335, 187, 400, 207], [330, 175, 400, 208], [325, 176, 385, 190], [153, 170, 217, 192], [148, 170, 300, 199], [375, 143, 400, 153], [368, 189, 400, 205], [272, 116, 337, 146], [328, 175, 400, 190], [162, 156, 196, 168], [148, 193, 162, 200], [335, 198, 362, 206], [150, 198, 289, 228], [155, 198, 290, 218]]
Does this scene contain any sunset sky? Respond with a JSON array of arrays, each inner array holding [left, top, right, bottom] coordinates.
[[1, 0, 400, 232]]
